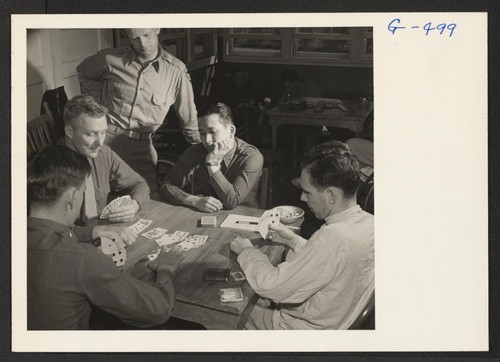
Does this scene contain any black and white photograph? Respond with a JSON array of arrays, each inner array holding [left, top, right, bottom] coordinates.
[[11, 12, 488, 352]]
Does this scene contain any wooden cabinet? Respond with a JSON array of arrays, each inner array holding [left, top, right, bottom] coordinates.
[[223, 27, 373, 67]]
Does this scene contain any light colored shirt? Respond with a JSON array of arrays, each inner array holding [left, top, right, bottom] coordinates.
[[237, 205, 374, 329], [159, 138, 263, 210], [77, 45, 200, 143]]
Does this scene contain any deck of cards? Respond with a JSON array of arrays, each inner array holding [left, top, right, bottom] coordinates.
[[219, 287, 243, 303], [100, 195, 133, 219]]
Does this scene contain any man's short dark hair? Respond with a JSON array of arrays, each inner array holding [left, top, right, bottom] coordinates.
[[64, 95, 108, 126], [197, 102, 234, 127], [300, 140, 360, 198], [28, 145, 91, 208]]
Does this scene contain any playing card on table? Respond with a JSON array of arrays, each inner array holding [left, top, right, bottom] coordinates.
[[185, 234, 208, 247], [146, 248, 162, 261], [230, 271, 246, 281], [155, 234, 182, 247], [178, 239, 197, 251], [128, 219, 153, 234], [172, 231, 189, 241], [141, 227, 168, 240]]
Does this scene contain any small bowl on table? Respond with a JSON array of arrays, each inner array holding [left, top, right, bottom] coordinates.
[[275, 205, 305, 225]]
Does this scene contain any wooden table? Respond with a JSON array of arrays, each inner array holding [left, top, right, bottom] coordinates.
[[116, 199, 300, 330], [267, 98, 373, 163]]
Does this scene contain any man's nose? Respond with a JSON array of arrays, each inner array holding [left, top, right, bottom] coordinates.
[[96, 133, 105, 146]]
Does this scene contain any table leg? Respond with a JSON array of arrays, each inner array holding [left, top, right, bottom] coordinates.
[[272, 125, 278, 150]]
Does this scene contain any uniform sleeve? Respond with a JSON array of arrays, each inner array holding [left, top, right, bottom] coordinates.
[[81, 247, 176, 328], [237, 236, 344, 304], [173, 70, 200, 144], [208, 151, 263, 210], [159, 148, 198, 205], [107, 148, 150, 208], [77, 50, 107, 102]]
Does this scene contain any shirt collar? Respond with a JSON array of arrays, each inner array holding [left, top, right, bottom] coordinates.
[[126, 45, 162, 72], [27, 217, 75, 241], [324, 205, 362, 225]]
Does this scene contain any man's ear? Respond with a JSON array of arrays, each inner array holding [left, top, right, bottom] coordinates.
[[327, 188, 337, 204], [229, 124, 236, 137], [64, 125, 73, 139]]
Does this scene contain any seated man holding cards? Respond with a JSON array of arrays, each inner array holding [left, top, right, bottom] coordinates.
[[159, 102, 263, 212], [230, 140, 374, 329], [62, 95, 150, 244], [27, 145, 182, 330]]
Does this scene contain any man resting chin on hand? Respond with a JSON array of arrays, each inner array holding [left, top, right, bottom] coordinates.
[[159, 102, 263, 212]]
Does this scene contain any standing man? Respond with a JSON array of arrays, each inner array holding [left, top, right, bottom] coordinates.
[[159, 102, 263, 212], [62, 95, 149, 244], [27, 145, 182, 330], [230, 140, 374, 329], [77, 28, 200, 192]]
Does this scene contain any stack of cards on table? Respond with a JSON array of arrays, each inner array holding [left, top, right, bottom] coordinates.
[[146, 248, 165, 261], [100, 195, 133, 219], [100, 235, 127, 267], [219, 287, 243, 303]]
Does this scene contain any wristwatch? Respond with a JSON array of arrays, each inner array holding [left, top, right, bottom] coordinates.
[[205, 160, 220, 167]]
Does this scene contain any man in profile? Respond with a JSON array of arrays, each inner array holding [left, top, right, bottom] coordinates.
[[160, 102, 263, 212], [62, 95, 149, 244], [27, 145, 181, 330], [77, 28, 200, 192], [230, 140, 374, 329]]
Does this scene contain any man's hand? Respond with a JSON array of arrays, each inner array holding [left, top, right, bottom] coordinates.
[[108, 199, 140, 223], [230, 235, 254, 255], [268, 223, 301, 249], [93, 224, 138, 246], [193, 196, 223, 213], [149, 245, 184, 272], [206, 141, 232, 164]]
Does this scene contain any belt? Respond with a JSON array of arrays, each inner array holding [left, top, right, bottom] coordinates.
[[107, 124, 153, 140]]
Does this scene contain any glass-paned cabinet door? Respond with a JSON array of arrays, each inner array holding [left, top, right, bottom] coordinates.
[[227, 28, 282, 57], [293, 27, 352, 60]]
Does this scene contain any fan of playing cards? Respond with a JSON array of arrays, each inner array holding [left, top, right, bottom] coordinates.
[[100, 195, 133, 219]]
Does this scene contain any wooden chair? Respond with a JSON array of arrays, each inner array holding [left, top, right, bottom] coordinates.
[[156, 153, 180, 187], [348, 289, 375, 330], [27, 102, 58, 160], [258, 167, 270, 209]]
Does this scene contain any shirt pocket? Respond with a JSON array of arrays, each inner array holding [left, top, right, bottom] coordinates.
[[146, 93, 174, 126], [107, 81, 134, 116]]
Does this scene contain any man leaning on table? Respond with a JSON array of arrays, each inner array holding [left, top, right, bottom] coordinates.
[[27, 145, 182, 330], [230, 140, 374, 330], [62, 95, 149, 245], [77, 28, 200, 193], [159, 102, 264, 212]]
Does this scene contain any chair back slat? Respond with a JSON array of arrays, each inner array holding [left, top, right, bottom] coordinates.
[[27, 102, 58, 159]]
